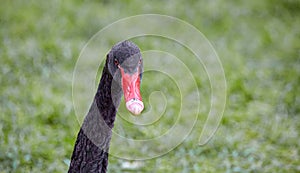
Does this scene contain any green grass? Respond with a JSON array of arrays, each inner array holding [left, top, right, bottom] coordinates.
[[1, 0, 299, 172]]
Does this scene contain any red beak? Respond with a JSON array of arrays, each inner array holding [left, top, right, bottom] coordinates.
[[120, 68, 144, 115]]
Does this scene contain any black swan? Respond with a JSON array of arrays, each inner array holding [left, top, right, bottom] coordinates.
[[68, 41, 144, 173]]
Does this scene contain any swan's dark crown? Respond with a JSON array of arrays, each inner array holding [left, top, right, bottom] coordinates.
[[107, 40, 142, 75]]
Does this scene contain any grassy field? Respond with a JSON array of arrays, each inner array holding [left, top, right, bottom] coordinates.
[[1, 0, 299, 172]]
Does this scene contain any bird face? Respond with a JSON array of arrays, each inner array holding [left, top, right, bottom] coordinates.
[[108, 41, 144, 115]]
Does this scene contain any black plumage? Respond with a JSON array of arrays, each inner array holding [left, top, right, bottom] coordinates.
[[68, 41, 142, 173]]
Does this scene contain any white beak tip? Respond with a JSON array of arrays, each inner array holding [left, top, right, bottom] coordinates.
[[126, 99, 144, 115]]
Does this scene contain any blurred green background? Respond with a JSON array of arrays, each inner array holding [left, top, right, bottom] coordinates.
[[0, 0, 299, 172]]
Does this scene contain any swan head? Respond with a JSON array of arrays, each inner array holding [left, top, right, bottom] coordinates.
[[107, 40, 144, 115]]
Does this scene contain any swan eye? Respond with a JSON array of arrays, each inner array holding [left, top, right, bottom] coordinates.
[[114, 59, 119, 66], [139, 59, 142, 64]]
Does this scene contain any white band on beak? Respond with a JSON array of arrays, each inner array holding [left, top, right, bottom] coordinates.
[[125, 99, 144, 115]]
